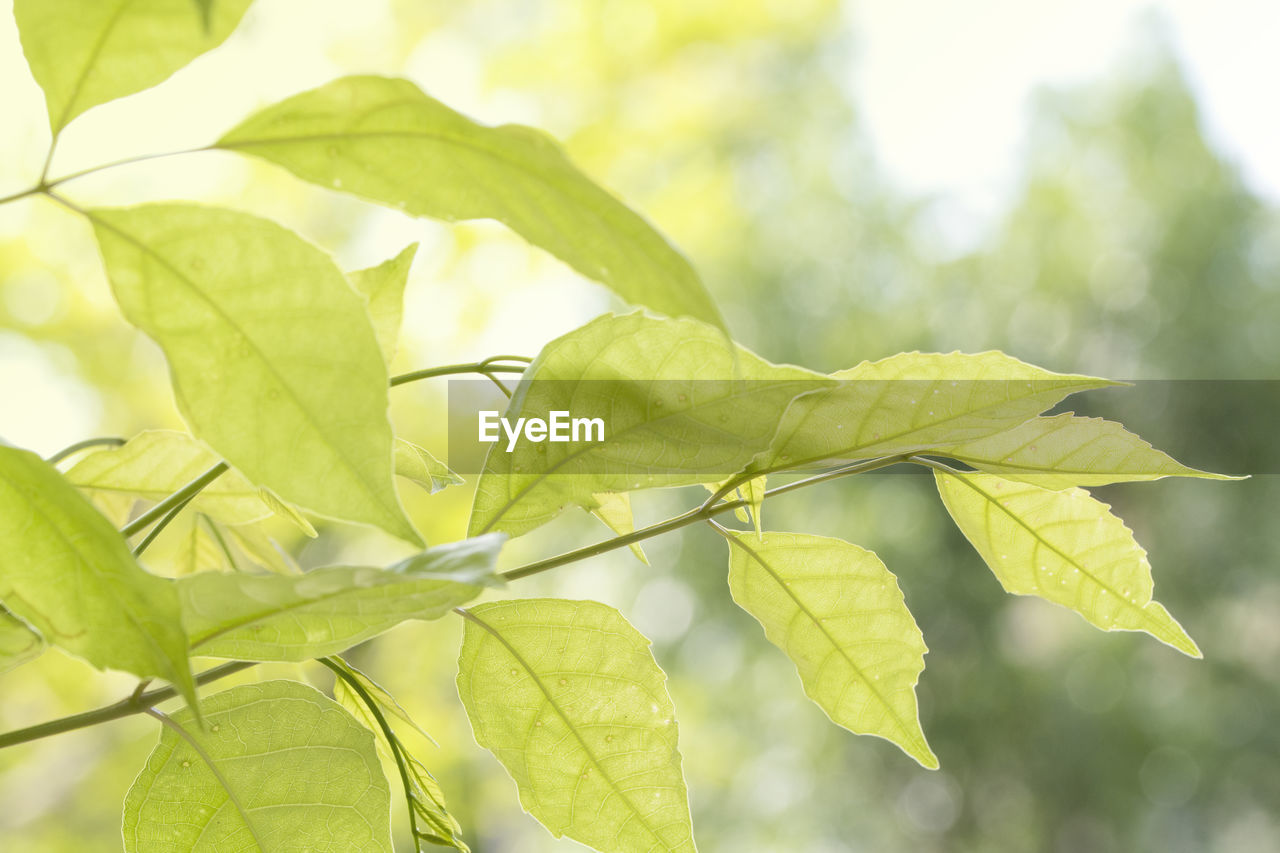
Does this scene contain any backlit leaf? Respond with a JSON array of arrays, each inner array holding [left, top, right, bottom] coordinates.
[[589, 492, 648, 564], [757, 351, 1116, 471], [0, 607, 44, 674], [350, 243, 418, 365], [181, 535, 504, 661], [66, 430, 271, 526], [457, 599, 696, 853], [395, 439, 463, 495], [217, 76, 725, 331], [469, 312, 828, 538], [933, 469, 1200, 657], [15, 0, 252, 133], [0, 445, 196, 706], [723, 531, 937, 768], [123, 680, 392, 852], [940, 413, 1241, 489], [89, 203, 421, 545]]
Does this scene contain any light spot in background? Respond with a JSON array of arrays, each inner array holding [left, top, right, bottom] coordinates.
[[1139, 745, 1200, 806], [998, 596, 1075, 664], [0, 334, 101, 456], [1065, 652, 1126, 713], [631, 576, 695, 643], [2, 269, 63, 326], [897, 771, 962, 834]]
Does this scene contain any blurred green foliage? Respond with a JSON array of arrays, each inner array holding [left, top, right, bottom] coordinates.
[[2, 2, 1276, 851]]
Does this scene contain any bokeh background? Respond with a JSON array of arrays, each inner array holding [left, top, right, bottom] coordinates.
[[1, 1, 1277, 850]]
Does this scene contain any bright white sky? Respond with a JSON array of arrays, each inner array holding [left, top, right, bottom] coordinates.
[[850, 0, 1280, 221]]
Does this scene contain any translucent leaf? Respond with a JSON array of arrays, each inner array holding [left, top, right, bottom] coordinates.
[[168, 513, 232, 577], [123, 680, 392, 852], [181, 535, 504, 660], [226, 524, 298, 575], [15, 0, 252, 133], [328, 659, 469, 851], [89, 204, 421, 545], [703, 474, 766, 530], [0, 446, 196, 706], [723, 531, 937, 768], [217, 76, 725, 331], [941, 413, 1241, 489], [457, 599, 696, 853], [589, 492, 648, 564], [933, 469, 1200, 657], [0, 607, 44, 674], [758, 351, 1117, 470], [469, 312, 827, 538], [66, 430, 271, 526], [255, 486, 317, 537], [349, 243, 418, 365], [395, 439, 464, 495]]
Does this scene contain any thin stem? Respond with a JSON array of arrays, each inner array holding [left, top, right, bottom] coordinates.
[[43, 146, 215, 190], [120, 462, 228, 539], [501, 454, 913, 581], [46, 436, 126, 465], [320, 659, 422, 846], [0, 661, 254, 750], [0, 186, 41, 207], [38, 134, 59, 186], [132, 494, 197, 556], [389, 361, 527, 388]]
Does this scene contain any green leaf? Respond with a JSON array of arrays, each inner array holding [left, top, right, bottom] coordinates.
[[757, 351, 1117, 470], [589, 492, 648, 565], [0, 607, 44, 674], [457, 599, 696, 853], [15, 0, 253, 134], [226, 524, 299, 575], [469, 312, 828, 538], [216, 76, 726, 331], [181, 535, 504, 660], [350, 243, 418, 365], [933, 468, 1201, 657], [123, 680, 392, 852], [328, 659, 469, 851], [723, 531, 937, 769], [395, 439, 464, 495], [66, 430, 270, 526], [940, 413, 1242, 489], [89, 203, 422, 545], [0, 445, 196, 706]]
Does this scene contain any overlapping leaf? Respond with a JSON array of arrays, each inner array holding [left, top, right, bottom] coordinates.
[[90, 203, 421, 544], [396, 439, 464, 495], [756, 351, 1116, 471], [940, 413, 1239, 489], [123, 680, 392, 852], [67, 430, 270, 526], [180, 534, 503, 660], [723, 531, 937, 768], [457, 599, 696, 853], [0, 607, 44, 674], [934, 469, 1200, 656], [216, 75, 725, 331], [589, 492, 648, 564], [15, 0, 253, 133], [469, 312, 828, 538], [0, 446, 196, 705], [349, 243, 418, 365]]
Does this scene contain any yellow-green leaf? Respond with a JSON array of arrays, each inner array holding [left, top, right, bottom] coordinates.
[[0, 445, 196, 705], [181, 535, 503, 661], [15, 0, 252, 133], [123, 680, 392, 852], [395, 439, 464, 495], [0, 607, 44, 674], [349, 243, 418, 365], [589, 492, 648, 564], [941, 413, 1242, 489], [933, 469, 1200, 657], [759, 351, 1117, 470], [66, 430, 270, 526], [457, 599, 696, 853], [89, 204, 421, 545], [469, 312, 828, 538], [217, 76, 725, 331], [723, 530, 937, 769]]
